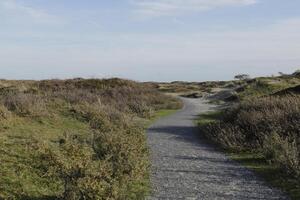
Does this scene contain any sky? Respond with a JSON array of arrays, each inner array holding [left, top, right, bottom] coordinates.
[[0, 0, 300, 82]]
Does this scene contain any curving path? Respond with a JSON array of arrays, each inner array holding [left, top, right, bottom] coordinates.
[[147, 97, 288, 200]]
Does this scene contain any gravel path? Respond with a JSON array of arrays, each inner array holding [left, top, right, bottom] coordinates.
[[147, 97, 288, 200]]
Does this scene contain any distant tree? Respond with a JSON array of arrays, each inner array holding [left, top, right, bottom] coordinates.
[[293, 69, 300, 77], [278, 72, 286, 76], [234, 74, 250, 81]]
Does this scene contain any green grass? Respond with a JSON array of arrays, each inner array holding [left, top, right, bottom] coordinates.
[[143, 109, 179, 125], [229, 152, 300, 200], [197, 111, 300, 200], [141, 108, 180, 129], [1, 115, 91, 140], [196, 110, 222, 126], [238, 77, 300, 99], [153, 109, 179, 120]]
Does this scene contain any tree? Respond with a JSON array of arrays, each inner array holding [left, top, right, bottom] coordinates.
[[278, 72, 286, 76], [293, 69, 300, 77], [234, 74, 250, 81]]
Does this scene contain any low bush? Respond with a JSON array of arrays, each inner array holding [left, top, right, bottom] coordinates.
[[0, 105, 11, 121], [200, 95, 300, 177], [1, 93, 47, 117], [263, 132, 300, 177]]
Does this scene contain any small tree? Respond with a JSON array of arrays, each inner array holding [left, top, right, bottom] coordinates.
[[234, 74, 250, 81], [293, 69, 300, 76]]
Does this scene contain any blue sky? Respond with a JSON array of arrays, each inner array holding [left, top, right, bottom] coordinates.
[[0, 0, 300, 81]]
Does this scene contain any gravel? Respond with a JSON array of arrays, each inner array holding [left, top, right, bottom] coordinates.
[[146, 97, 288, 200]]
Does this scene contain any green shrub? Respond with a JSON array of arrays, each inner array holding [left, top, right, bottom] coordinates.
[[38, 135, 117, 200], [263, 132, 300, 177]]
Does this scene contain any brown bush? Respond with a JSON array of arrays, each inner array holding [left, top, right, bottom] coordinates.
[[1, 93, 47, 117]]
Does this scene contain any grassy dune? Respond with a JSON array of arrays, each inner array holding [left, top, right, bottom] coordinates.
[[0, 78, 182, 199], [158, 73, 300, 101]]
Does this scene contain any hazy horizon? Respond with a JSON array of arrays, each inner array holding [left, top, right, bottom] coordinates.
[[1, 66, 299, 83], [1, 0, 300, 81]]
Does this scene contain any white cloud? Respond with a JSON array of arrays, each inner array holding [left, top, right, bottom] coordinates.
[[131, 0, 257, 18], [0, 0, 61, 24]]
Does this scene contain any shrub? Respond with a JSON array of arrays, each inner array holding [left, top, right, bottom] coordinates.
[[0, 105, 11, 121], [1, 93, 47, 117], [37, 135, 126, 200], [234, 74, 250, 81], [0, 78, 180, 199], [263, 132, 300, 177], [200, 95, 300, 177]]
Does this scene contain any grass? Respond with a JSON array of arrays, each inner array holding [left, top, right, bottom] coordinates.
[[197, 110, 300, 200], [152, 109, 179, 121], [229, 152, 300, 200], [238, 80, 285, 99], [1, 115, 91, 140], [141, 108, 181, 129], [237, 76, 300, 99], [196, 110, 222, 126]]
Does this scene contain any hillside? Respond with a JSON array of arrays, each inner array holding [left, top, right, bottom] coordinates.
[[0, 78, 181, 199]]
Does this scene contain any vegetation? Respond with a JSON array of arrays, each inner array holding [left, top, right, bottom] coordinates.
[[1, 70, 299, 199], [234, 74, 250, 81], [157, 81, 229, 97], [236, 77, 300, 99], [158, 71, 300, 102], [196, 71, 300, 199], [198, 95, 300, 199], [0, 78, 182, 199]]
